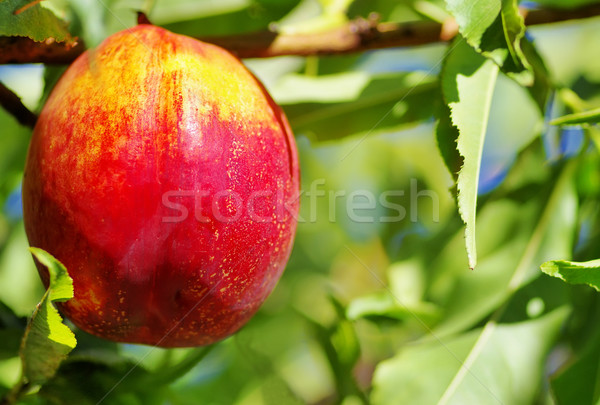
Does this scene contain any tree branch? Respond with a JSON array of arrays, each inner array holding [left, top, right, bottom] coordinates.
[[0, 36, 84, 65], [1, 3, 600, 128], [0, 82, 37, 129], [204, 17, 444, 58], [1, 4, 600, 64]]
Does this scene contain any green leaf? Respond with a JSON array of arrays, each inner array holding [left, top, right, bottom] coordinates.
[[550, 107, 600, 126], [330, 319, 360, 370], [496, 2, 551, 112], [0, 301, 26, 360], [278, 0, 349, 35], [328, 297, 360, 370], [0, 225, 45, 317], [139, 346, 215, 387], [39, 356, 161, 405], [0, 329, 22, 361], [495, 0, 532, 84], [442, 39, 499, 269], [271, 71, 372, 104], [234, 333, 304, 405], [0, 105, 32, 220], [430, 150, 577, 337], [422, 164, 576, 403], [0, 0, 72, 43], [429, 198, 543, 337], [438, 61, 543, 192], [445, 0, 500, 51], [28, 248, 73, 303], [445, 0, 524, 76], [155, 0, 301, 37], [435, 99, 462, 183], [283, 72, 438, 142], [304, 297, 365, 402], [541, 259, 600, 291], [533, 0, 600, 7], [318, 0, 355, 14], [371, 307, 569, 405], [551, 328, 600, 405], [20, 248, 76, 385], [347, 291, 440, 324], [518, 38, 551, 114], [445, 0, 551, 111]]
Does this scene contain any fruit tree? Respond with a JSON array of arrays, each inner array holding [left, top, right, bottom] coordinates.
[[1, 1, 600, 404]]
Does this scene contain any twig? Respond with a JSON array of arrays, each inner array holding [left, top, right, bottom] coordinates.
[[137, 11, 153, 26], [204, 17, 444, 58], [1, 4, 600, 64], [1, 3, 600, 127], [0, 36, 84, 65], [0, 82, 37, 129]]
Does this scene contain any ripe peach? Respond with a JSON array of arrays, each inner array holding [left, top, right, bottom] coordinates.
[[22, 25, 299, 347]]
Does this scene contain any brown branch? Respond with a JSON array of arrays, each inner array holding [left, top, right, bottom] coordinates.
[[203, 17, 445, 58], [2, 3, 600, 128], [522, 3, 600, 25], [2, 3, 600, 64], [0, 81, 37, 128], [0, 36, 84, 64], [212, 3, 600, 57]]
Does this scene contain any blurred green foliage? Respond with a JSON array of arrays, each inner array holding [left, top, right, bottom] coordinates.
[[1, 0, 600, 404]]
